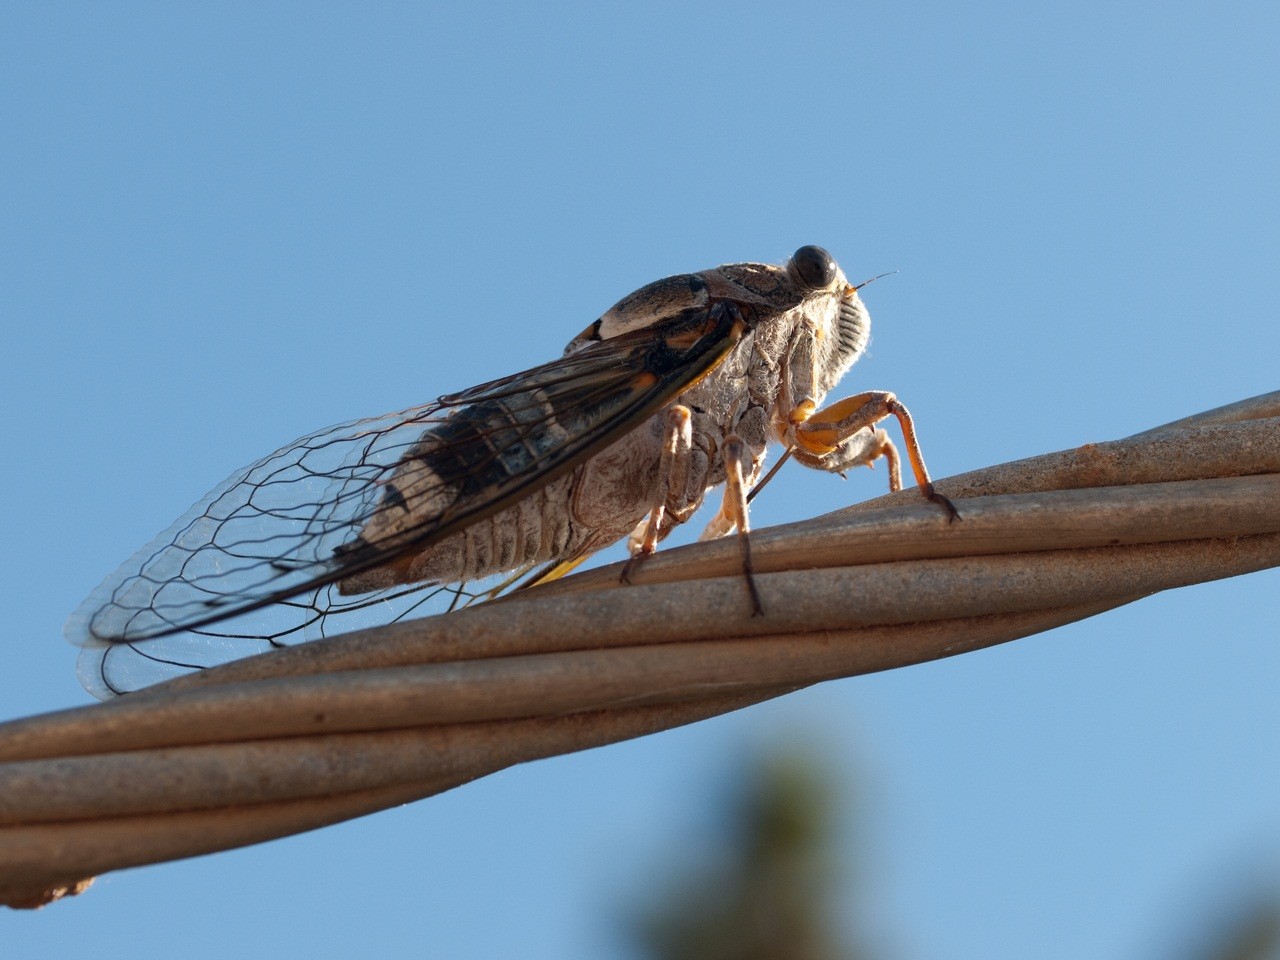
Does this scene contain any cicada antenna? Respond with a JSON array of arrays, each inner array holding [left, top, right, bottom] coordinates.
[[853, 269, 899, 291]]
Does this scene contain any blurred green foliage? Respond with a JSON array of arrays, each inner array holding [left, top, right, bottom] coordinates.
[[630, 743, 1278, 960], [632, 747, 866, 960]]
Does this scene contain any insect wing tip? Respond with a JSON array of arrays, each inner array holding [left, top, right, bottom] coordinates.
[[75, 645, 121, 701]]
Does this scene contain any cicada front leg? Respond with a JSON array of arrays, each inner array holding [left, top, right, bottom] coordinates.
[[788, 425, 901, 491], [787, 391, 959, 521]]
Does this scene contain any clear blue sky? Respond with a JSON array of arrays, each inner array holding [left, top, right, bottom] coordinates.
[[3, 2, 1277, 956]]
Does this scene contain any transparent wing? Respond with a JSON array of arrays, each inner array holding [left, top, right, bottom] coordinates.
[[68, 303, 745, 696]]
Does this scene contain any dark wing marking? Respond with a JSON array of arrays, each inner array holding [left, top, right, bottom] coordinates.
[[67, 301, 748, 694]]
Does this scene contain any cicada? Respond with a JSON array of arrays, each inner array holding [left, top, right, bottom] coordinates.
[[67, 245, 955, 697]]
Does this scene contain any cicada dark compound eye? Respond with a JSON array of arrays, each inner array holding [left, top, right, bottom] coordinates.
[[791, 245, 837, 291]]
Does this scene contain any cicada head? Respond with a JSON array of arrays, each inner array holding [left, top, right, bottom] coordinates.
[[782, 245, 872, 400]]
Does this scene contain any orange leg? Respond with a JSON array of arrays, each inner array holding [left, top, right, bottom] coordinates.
[[788, 425, 902, 492], [790, 391, 958, 520]]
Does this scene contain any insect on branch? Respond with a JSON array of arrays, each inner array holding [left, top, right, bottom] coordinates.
[[1, 390, 1277, 908]]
